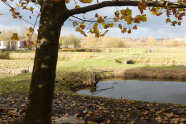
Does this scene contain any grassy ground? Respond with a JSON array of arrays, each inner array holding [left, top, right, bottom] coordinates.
[[0, 48, 186, 94], [0, 48, 186, 123]]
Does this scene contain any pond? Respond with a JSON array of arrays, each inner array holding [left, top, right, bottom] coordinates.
[[77, 80, 186, 105]]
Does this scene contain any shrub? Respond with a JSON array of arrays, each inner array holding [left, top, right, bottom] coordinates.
[[0, 51, 10, 59]]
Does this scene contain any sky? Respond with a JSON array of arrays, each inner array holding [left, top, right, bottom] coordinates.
[[0, 0, 185, 39]]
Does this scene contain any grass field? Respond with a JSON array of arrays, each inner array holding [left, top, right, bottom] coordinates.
[[0, 48, 186, 94]]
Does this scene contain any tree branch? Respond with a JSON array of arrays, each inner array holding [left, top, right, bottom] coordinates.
[[28, 13, 39, 43], [67, 1, 186, 16], [71, 15, 97, 22], [1, 1, 35, 25]]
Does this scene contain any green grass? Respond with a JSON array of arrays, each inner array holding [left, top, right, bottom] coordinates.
[[0, 73, 31, 93], [1, 48, 186, 94]]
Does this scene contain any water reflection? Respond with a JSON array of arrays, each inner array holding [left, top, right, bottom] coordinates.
[[90, 82, 118, 95], [77, 80, 186, 105]]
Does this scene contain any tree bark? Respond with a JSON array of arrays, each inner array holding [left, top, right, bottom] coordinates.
[[24, 1, 68, 124]]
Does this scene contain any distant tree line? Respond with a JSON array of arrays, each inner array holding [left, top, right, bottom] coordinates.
[[0, 27, 37, 50], [80, 35, 186, 48], [0, 27, 37, 43], [1, 29, 185, 49]]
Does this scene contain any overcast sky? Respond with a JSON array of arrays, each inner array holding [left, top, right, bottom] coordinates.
[[0, 0, 185, 38]]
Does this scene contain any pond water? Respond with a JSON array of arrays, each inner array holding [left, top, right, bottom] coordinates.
[[76, 80, 186, 105]]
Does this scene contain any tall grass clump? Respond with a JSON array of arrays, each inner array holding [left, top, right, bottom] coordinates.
[[0, 51, 9, 59]]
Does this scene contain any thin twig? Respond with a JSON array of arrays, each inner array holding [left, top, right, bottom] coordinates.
[[28, 14, 39, 43]]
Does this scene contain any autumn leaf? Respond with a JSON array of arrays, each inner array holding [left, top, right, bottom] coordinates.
[[79, 0, 93, 3], [126, 8, 132, 15], [133, 25, 137, 30], [29, 7, 34, 12], [178, 22, 181, 25], [80, 23, 85, 29], [75, 5, 80, 9], [28, 27, 34, 33], [100, 30, 109, 37], [76, 27, 81, 32], [166, 18, 171, 23], [104, 16, 107, 19], [113, 17, 119, 22], [156, 116, 163, 123], [156, 12, 162, 16], [107, 23, 114, 27], [121, 28, 127, 33], [128, 29, 131, 34], [73, 21, 78, 27], [172, 8, 177, 15], [118, 24, 122, 29], [115, 11, 120, 18], [11, 33, 19, 40], [97, 17, 104, 23], [18, 16, 22, 19], [65, 0, 70, 3], [171, 21, 177, 26], [95, 13, 98, 17], [178, 12, 185, 20], [22, 6, 27, 10], [138, 2, 146, 14]]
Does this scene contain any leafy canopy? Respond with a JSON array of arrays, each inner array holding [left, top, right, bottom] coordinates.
[[0, 0, 185, 39]]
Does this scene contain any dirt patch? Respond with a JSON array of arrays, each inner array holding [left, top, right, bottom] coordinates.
[[0, 94, 185, 123]]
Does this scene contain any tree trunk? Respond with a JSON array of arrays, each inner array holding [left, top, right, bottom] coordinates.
[[24, 1, 68, 124]]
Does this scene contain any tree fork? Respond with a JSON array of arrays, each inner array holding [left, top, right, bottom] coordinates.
[[24, 1, 68, 124]]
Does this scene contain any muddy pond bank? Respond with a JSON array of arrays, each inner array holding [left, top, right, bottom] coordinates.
[[55, 67, 186, 93]]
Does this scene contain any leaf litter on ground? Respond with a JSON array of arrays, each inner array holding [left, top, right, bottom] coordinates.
[[0, 94, 185, 123]]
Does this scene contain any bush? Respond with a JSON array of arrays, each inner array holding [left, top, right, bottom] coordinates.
[[126, 60, 135, 64], [0, 51, 9, 59]]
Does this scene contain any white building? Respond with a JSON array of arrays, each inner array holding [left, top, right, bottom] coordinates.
[[0, 41, 6, 49], [0, 40, 26, 50]]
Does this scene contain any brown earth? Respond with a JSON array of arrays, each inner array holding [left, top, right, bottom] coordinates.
[[0, 93, 185, 124]]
